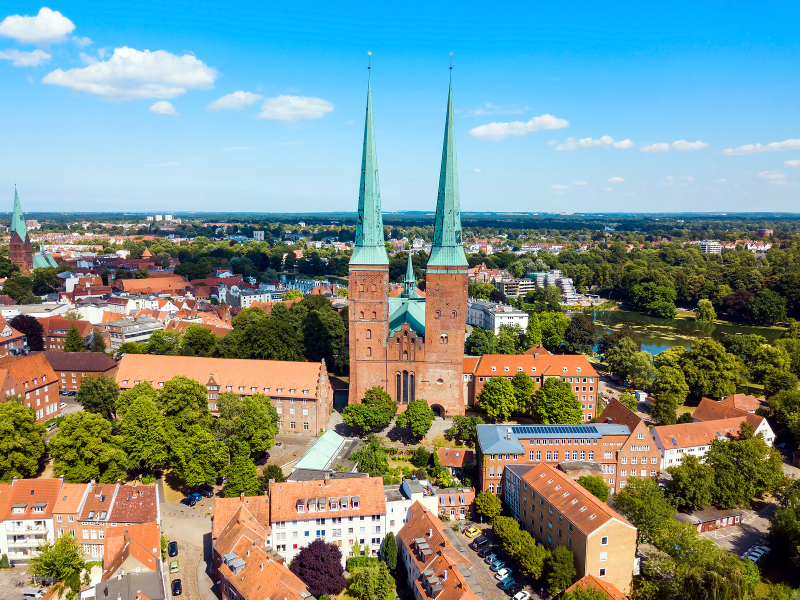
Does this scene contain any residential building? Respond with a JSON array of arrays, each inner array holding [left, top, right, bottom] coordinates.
[[721, 393, 761, 413], [226, 288, 274, 308], [495, 278, 538, 298], [477, 419, 661, 496], [503, 464, 535, 521], [396, 501, 483, 600], [467, 262, 512, 284], [691, 397, 774, 444], [35, 351, 118, 392], [2, 477, 63, 562], [0, 353, 60, 421], [383, 479, 440, 539], [268, 476, 387, 565], [467, 353, 599, 422], [436, 448, 474, 478], [651, 418, 752, 469], [0, 315, 27, 357], [253, 230, 265, 242], [434, 486, 475, 521], [101, 522, 163, 583], [466, 298, 529, 335], [565, 574, 628, 600], [696, 240, 723, 254], [100, 317, 163, 350], [113, 276, 188, 295], [115, 354, 333, 436], [520, 464, 637, 594]]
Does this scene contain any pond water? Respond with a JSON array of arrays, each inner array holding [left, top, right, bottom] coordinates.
[[582, 310, 784, 356]]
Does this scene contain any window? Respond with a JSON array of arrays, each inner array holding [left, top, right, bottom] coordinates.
[[601, 536, 608, 545], [599, 568, 606, 577], [366, 329, 371, 339]]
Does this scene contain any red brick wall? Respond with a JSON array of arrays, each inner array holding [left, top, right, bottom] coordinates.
[[348, 266, 390, 404], [10, 232, 32, 275]]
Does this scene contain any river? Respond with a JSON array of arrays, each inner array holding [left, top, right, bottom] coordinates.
[[582, 310, 784, 356]]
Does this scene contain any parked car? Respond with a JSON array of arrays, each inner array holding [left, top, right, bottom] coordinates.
[[495, 568, 513, 580], [171, 579, 182, 596], [60, 402, 67, 409], [483, 553, 498, 564], [195, 487, 214, 498], [473, 537, 490, 550], [477, 547, 495, 558], [180, 498, 196, 507], [490, 561, 507, 572], [170, 560, 179, 573], [499, 578, 516, 590], [168, 541, 178, 557], [186, 492, 204, 503], [46, 422, 57, 432], [506, 583, 524, 596], [513, 592, 531, 600], [464, 526, 481, 538]]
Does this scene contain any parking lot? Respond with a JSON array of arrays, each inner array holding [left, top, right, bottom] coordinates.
[[459, 524, 543, 600], [700, 507, 774, 557]]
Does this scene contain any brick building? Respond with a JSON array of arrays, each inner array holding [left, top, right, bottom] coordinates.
[[465, 353, 599, 422], [39, 316, 93, 350], [348, 81, 469, 418], [436, 447, 474, 479], [0, 315, 27, 358], [477, 417, 661, 496], [0, 353, 60, 421], [434, 485, 475, 520], [115, 354, 333, 436], [519, 464, 637, 594], [35, 351, 118, 392], [9, 189, 33, 275]]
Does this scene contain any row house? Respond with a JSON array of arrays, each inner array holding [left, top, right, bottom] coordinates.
[[519, 464, 637, 594], [0, 478, 63, 562], [115, 354, 333, 436], [434, 486, 475, 521], [0, 353, 59, 422], [465, 353, 600, 423], [477, 415, 661, 496]]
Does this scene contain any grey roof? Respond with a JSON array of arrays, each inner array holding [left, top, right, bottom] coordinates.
[[287, 469, 368, 482], [505, 464, 535, 478], [476, 423, 631, 454], [674, 507, 744, 525], [94, 572, 164, 600]]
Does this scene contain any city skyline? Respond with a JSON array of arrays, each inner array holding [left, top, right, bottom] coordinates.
[[0, 2, 798, 212]]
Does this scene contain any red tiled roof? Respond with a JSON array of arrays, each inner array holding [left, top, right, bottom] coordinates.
[[39, 316, 93, 338], [463, 356, 480, 374], [652, 418, 749, 449], [598, 398, 642, 428], [79, 483, 116, 521], [102, 522, 161, 580], [692, 398, 764, 430], [269, 477, 386, 523], [53, 483, 87, 515], [472, 353, 597, 379], [108, 485, 158, 523], [565, 574, 628, 599], [437, 448, 474, 468], [3, 353, 58, 390], [4, 478, 63, 520], [213, 495, 271, 541], [720, 394, 761, 413], [218, 538, 310, 600]]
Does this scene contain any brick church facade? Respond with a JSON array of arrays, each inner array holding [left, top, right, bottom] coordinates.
[[9, 188, 33, 275], [348, 79, 468, 418]]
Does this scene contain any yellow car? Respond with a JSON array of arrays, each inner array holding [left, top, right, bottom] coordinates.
[[465, 526, 481, 538], [170, 560, 179, 574]]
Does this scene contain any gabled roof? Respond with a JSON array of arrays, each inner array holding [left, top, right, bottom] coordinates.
[[437, 448, 474, 468], [4, 353, 58, 390], [102, 522, 161, 580], [692, 398, 764, 430], [471, 353, 597, 379], [108, 485, 158, 523], [212, 494, 271, 541], [463, 356, 480, 374], [598, 398, 642, 428], [269, 476, 386, 523], [34, 350, 117, 373], [53, 482, 87, 515], [4, 477, 63, 519], [721, 394, 761, 413], [218, 538, 310, 600], [652, 418, 748, 449], [565, 574, 628, 599], [388, 298, 426, 336]]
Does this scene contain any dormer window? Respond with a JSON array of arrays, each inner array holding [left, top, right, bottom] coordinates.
[[563, 367, 568, 372], [491, 367, 496, 372], [504, 367, 509, 371]]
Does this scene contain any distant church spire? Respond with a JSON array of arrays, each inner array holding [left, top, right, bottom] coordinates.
[[428, 79, 468, 268], [403, 253, 418, 298], [350, 78, 389, 266], [11, 187, 28, 241]]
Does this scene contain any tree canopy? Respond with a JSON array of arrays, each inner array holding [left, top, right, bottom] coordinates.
[[0, 401, 46, 482], [534, 377, 582, 424], [342, 387, 398, 435], [50, 412, 127, 483]]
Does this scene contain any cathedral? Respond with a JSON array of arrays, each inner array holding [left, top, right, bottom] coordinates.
[[8, 188, 58, 275], [347, 79, 468, 418]]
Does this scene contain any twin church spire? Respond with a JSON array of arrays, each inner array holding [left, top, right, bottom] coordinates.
[[350, 74, 467, 268]]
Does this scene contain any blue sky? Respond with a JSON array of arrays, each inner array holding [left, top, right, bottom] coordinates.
[[1, 2, 799, 214]]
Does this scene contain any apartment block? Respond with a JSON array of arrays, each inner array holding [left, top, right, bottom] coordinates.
[[519, 464, 637, 594], [466, 299, 529, 335], [691, 397, 774, 444], [0, 478, 62, 562], [0, 353, 60, 422]]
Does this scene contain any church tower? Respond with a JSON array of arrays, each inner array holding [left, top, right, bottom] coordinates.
[[9, 188, 33, 275], [423, 80, 469, 417], [348, 79, 390, 404]]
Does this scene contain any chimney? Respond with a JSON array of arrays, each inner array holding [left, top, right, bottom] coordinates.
[[240, 493, 245, 503], [443, 569, 447, 581], [506, 428, 512, 440], [428, 528, 432, 538]]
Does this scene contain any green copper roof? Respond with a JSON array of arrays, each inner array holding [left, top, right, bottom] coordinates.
[[33, 252, 58, 270], [403, 253, 418, 298], [294, 429, 346, 470], [428, 81, 468, 268], [350, 80, 389, 266], [10, 188, 27, 241], [388, 296, 426, 336]]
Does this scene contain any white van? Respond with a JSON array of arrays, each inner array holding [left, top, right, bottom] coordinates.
[[22, 588, 46, 600]]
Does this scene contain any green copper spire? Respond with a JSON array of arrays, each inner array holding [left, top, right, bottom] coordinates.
[[428, 80, 468, 268], [10, 187, 27, 241], [403, 252, 418, 298], [350, 79, 389, 266]]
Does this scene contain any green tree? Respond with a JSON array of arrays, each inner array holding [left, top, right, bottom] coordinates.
[[9, 315, 44, 351], [628, 350, 657, 389], [258, 464, 287, 494], [224, 453, 261, 497], [116, 381, 158, 417], [215, 392, 279, 457], [546, 546, 577, 595], [618, 391, 638, 412], [666, 454, 716, 510], [90, 328, 107, 353], [303, 306, 346, 366], [613, 477, 676, 542], [604, 336, 639, 381], [539, 311, 570, 350], [683, 339, 747, 399], [770, 389, 800, 444], [181, 324, 218, 356], [465, 327, 496, 355], [764, 368, 799, 398], [169, 424, 228, 487], [748, 289, 787, 325], [526, 312, 543, 346], [282, 288, 302, 300], [577, 475, 609, 502], [160, 375, 213, 432], [562, 587, 612, 600], [750, 345, 792, 384], [495, 323, 526, 355], [63, 323, 86, 352], [705, 427, 784, 508], [146, 330, 183, 355], [492, 516, 549, 579], [564, 313, 598, 354], [511, 371, 536, 413], [29, 534, 91, 600], [351, 434, 389, 477], [477, 376, 517, 422], [237, 316, 304, 361], [382, 531, 398, 572], [348, 560, 394, 600], [653, 365, 690, 406], [597, 327, 641, 362], [696, 299, 716, 323], [474, 490, 502, 519], [76, 374, 119, 420], [534, 377, 582, 424], [445, 415, 484, 447], [396, 399, 435, 439], [120, 397, 170, 475], [0, 401, 46, 482], [342, 387, 398, 435], [50, 412, 127, 483], [409, 447, 431, 468]]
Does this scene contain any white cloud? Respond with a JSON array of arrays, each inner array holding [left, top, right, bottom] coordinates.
[[73, 36, 92, 47], [551, 184, 569, 190], [258, 95, 334, 121], [665, 175, 674, 180], [222, 146, 256, 151], [0, 48, 50, 66], [469, 102, 525, 116], [555, 135, 633, 151], [207, 90, 262, 111], [473, 168, 482, 173], [641, 140, 708, 153], [785, 159, 800, 167], [0, 8, 74, 44], [469, 114, 568, 141], [145, 161, 178, 168], [573, 180, 588, 185], [757, 171, 786, 180], [680, 176, 695, 182], [149, 101, 177, 115], [546, 140, 558, 146], [604, 187, 613, 192], [723, 139, 800, 156], [42, 46, 216, 100], [78, 52, 97, 65], [607, 176, 625, 183]]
